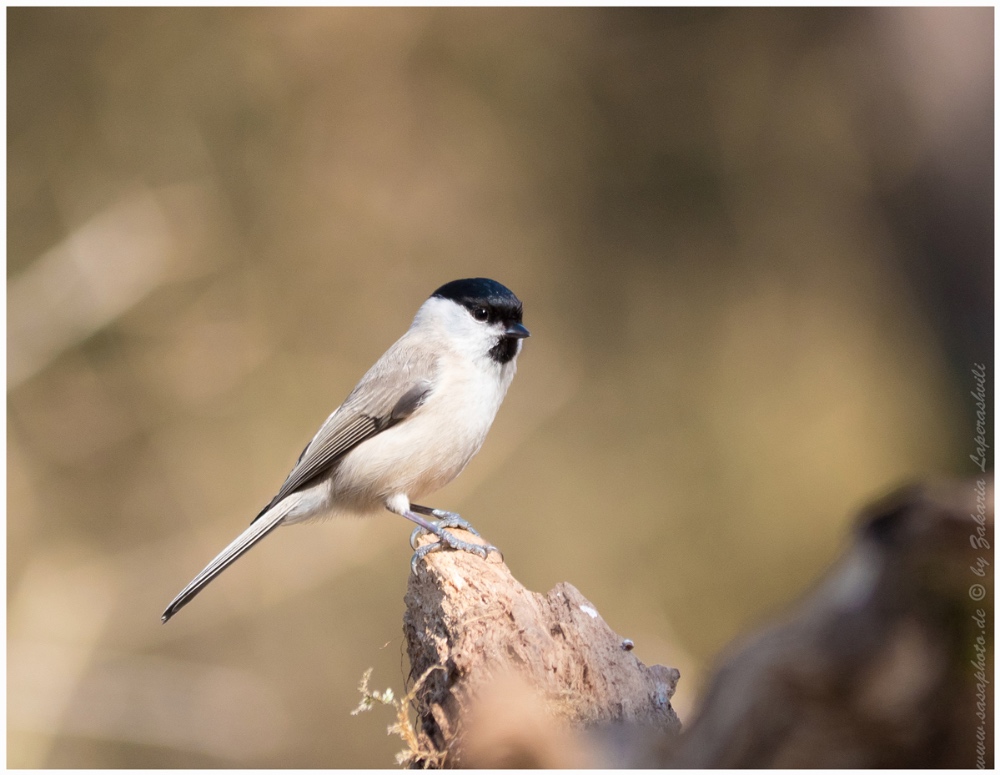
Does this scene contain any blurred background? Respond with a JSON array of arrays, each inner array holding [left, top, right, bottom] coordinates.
[[7, 7, 992, 768]]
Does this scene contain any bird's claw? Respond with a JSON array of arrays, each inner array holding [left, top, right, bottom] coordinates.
[[409, 512, 481, 550], [409, 530, 501, 574]]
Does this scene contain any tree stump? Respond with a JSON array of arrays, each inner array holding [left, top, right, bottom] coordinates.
[[402, 535, 682, 767]]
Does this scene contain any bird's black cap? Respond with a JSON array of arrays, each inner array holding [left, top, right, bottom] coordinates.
[[432, 278, 523, 318]]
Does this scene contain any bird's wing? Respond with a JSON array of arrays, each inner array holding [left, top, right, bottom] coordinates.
[[252, 343, 438, 521]]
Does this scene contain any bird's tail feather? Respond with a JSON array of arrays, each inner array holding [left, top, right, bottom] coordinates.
[[161, 505, 288, 623]]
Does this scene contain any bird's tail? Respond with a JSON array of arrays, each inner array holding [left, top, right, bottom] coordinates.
[[161, 504, 289, 623]]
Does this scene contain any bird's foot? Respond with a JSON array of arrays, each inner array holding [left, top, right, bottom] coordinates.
[[401, 506, 501, 572], [408, 509, 481, 550], [409, 530, 502, 574]]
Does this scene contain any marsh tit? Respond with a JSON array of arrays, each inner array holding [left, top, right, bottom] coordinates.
[[161, 278, 528, 623]]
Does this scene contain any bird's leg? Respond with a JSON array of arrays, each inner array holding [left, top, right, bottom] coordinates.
[[399, 506, 501, 573], [408, 503, 481, 548]]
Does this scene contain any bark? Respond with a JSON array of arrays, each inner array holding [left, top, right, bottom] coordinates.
[[402, 537, 681, 767]]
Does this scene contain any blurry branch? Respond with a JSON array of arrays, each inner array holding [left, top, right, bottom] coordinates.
[[8, 182, 223, 390], [399, 476, 993, 768], [8, 190, 172, 388], [663, 476, 994, 768]]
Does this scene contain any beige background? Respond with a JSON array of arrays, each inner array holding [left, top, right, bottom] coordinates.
[[7, 8, 991, 768]]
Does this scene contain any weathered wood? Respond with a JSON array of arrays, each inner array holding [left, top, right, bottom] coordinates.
[[402, 535, 682, 767]]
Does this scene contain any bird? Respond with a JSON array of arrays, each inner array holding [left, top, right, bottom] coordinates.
[[161, 278, 529, 623]]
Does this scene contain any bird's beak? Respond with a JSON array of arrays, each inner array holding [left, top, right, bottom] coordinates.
[[505, 322, 530, 339]]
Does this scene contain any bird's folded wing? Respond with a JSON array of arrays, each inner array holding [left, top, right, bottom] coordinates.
[[253, 346, 437, 521]]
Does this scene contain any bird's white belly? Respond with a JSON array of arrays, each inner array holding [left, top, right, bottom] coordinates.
[[287, 360, 513, 523]]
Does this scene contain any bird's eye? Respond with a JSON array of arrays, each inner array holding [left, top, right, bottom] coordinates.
[[472, 307, 490, 322]]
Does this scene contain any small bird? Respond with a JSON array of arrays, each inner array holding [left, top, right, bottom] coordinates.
[[162, 278, 529, 623]]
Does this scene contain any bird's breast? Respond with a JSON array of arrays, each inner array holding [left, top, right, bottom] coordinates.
[[330, 357, 516, 511]]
